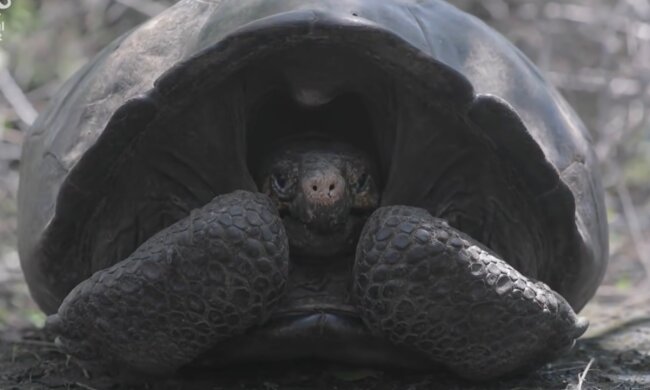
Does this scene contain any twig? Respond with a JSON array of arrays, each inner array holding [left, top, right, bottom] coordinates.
[[114, 0, 167, 17], [576, 358, 595, 390], [8, 339, 59, 349], [75, 382, 100, 390], [0, 68, 38, 126]]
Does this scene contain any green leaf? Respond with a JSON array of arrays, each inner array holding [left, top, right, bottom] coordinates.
[[615, 275, 632, 290], [27, 310, 46, 328]]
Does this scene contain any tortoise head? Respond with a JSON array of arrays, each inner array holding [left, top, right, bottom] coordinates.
[[256, 137, 379, 258]]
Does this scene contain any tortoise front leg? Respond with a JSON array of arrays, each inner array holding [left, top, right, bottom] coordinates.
[[353, 206, 588, 380], [46, 191, 289, 376]]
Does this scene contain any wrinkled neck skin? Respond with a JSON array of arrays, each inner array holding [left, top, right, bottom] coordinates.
[[255, 137, 380, 259]]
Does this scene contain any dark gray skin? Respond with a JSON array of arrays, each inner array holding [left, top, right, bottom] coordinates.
[[46, 138, 587, 381]]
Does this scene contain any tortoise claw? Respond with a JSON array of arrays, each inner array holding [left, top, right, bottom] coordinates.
[[45, 314, 63, 334], [574, 316, 590, 338]]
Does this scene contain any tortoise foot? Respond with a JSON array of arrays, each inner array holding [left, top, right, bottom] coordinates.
[[354, 206, 588, 380], [46, 191, 289, 376]]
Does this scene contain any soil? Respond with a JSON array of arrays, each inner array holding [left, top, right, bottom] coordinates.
[[1, 317, 650, 390]]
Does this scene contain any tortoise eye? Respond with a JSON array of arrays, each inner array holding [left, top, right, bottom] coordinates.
[[356, 173, 370, 193], [272, 173, 287, 190], [271, 173, 293, 199]]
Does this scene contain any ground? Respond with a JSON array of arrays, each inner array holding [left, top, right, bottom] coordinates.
[[1, 320, 650, 389], [0, 0, 649, 389]]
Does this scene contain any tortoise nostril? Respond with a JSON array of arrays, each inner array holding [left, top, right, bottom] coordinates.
[[310, 183, 336, 193], [303, 173, 345, 202]]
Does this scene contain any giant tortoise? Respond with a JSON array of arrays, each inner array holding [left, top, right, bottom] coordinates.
[[18, 0, 608, 381]]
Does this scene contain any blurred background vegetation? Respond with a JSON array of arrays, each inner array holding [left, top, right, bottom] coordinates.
[[0, 0, 648, 334]]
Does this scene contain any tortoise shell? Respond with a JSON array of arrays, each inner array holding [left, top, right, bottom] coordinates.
[[19, 0, 607, 316]]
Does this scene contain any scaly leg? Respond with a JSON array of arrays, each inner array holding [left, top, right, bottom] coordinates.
[[47, 191, 289, 376], [354, 206, 587, 380]]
